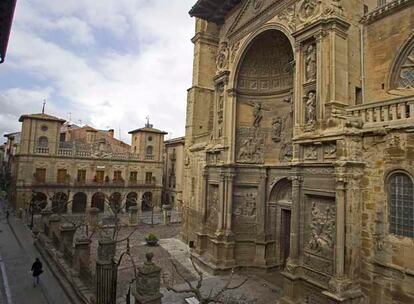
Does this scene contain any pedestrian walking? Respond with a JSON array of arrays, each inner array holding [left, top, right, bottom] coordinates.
[[31, 258, 43, 287]]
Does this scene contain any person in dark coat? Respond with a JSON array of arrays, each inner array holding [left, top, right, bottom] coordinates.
[[31, 258, 43, 287]]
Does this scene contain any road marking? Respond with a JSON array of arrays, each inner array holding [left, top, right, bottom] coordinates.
[[0, 252, 13, 304]]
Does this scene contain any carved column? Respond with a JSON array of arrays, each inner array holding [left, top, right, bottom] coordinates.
[[224, 170, 235, 236], [88, 207, 100, 227], [257, 170, 267, 236], [40, 209, 53, 233], [216, 171, 226, 234], [59, 222, 76, 253], [73, 237, 91, 275], [288, 176, 302, 264], [201, 168, 209, 224], [129, 206, 139, 227], [48, 214, 61, 240], [334, 179, 346, 279]]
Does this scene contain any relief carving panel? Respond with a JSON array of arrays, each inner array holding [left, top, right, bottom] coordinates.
[[232, 187, 258, 237], [206, 184, 219, 231]]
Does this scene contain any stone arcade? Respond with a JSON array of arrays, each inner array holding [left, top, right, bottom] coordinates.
[[182, 0, 414, 303]]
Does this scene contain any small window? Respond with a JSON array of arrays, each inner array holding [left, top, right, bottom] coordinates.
[[145, 172, 153, 184], [38, 136, 48, 148], [130, 171, 138, 182], [388, 172, 414, 238], [60, 133, 66, 142], [148, 136, 153, 141], [146, 145, 153, 155], [113, 171, 123, 182], [77, 170, 86, 183], [95, 170, 105, 182], [35, 168, 46, 183], [41, 125, 48, 132], [57, 169, 67, 183]]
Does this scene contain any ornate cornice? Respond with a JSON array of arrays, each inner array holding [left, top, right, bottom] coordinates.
[[189, 0, 243, 25], [360, 0, 414, 25]]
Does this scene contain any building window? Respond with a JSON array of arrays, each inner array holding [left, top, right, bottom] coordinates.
[[57, 169, 67, 184], [145, 172, 153, 184], [114, 171, 123, 182], [391, 37, 414, 90], [148, 136, 153, 141], [146, 145, 153, 155], [35, 168, 46, 183], [388, 172, 414, 238], [95, 170, 105, 183], [60, 133, 66, 142], [130, 171, 138, 182], [38, 136, 48, 148], [77, 170, 86, 183]]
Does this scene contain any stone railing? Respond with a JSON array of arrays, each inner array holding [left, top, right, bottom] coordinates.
[[56, 146, 152, 162], [35, 147, 49, 154], [361, 0, 412, 24], [346, 97, 414, 129], [58, 148, 73, 156]]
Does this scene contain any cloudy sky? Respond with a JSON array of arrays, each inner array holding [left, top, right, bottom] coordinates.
[[0, 0, 196, 143]]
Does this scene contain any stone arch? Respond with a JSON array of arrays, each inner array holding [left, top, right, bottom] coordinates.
[[51, 192, 68, 213], [126, 192, 138, 211], [269, 178, 292, 203], [92, 192, 105, 212], [233, 29, 295, 164], [72, 192, 87, 213], [32, 192, 47, 213], [110, 192, 122, 211], [142, 192, 153, 212], [390, 33, 414, 91]]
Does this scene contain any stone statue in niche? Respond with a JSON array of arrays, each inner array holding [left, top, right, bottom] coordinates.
[[305, 44, 317, 82], [305, 91, 316, 129], [308, 202, 335, 256], [271, 117, 282, 142], [216, 42, 229, 73]]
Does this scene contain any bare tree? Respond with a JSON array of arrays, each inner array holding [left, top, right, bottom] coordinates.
[[166, 256, 250, 304]]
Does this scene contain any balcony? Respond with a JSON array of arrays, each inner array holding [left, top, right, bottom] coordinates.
[[35, 147, 49, 154], [346, 97, 414, 129], [30, 178, 155, 188], [145, 155, 155, 160]]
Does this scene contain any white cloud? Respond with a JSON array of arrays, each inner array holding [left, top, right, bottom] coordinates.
[[1, 0, 196, 143]]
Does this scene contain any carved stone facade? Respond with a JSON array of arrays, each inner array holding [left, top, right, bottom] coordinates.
[[184, 1, 414, 303]]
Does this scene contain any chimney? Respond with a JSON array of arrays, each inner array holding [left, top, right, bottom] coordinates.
[[108, 129, 114, 138]]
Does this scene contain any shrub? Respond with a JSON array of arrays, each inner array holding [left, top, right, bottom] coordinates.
[[147, 233, 158, 241]]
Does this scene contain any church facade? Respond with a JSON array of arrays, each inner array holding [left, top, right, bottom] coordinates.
[[182, 0, 414, 303]]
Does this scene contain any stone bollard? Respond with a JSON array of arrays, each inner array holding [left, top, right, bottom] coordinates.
[[59, 223, 76, 253], [132, 252, 163, 304], [129, 206, 139, 227], [73, 237, 92, 275], [162, 204, 172, 225], [95, 238, 117, 304], [41, 209, 53, 233], [88, 207, 100, 227]]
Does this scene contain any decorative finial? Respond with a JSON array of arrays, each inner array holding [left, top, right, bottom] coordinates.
[[42, 100, 46, 114], [145, 116, 153, 128]]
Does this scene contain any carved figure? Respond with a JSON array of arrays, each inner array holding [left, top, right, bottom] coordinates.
[[305, 91, 316, 126], [271, 117, 282, 142], [280, 143, 293, 161], [305, 44, 317, 82], [308, 202, 335, 256], [216, 42, 229, 72], [253, 102, 263, 128], [237, 136, 264, 163], [299, 0, 320, 22]]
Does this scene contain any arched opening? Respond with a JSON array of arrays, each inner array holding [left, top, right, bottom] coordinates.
[[142, 192, 153, 212], [235, 30, 294, 164], [38, 136, 49, 148], [126, 192, 138, 211], [51, 192, 68, 213], [32, 192, 47, 213], [146, 145, 153, 155], [110, 192, 122, 212], [92, 192, 105, 212], [390, 36, 414, 91], [72, 192, 87, 213], [269, 178, 292, 267]]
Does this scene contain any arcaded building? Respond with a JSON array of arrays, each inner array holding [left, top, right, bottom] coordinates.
[[7, 112, 166, 214], [182, 0, 414, 303]]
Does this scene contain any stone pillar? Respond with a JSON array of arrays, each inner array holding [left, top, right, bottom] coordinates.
[[129, 206, 139, 226], [48, 214, 61, 239], [132, 252, 162, 304], [95, 238, 117, 304], [59, 223, 76, 253], [40, 209, 53, 233], [201, 168, 209, 224], [162, 204, 172, 225], [254, 170, 268, 267], [73, 237, 91, 274], [217, 171, 226, 234], [287, 176, 302, 266], [224, 171, 235, 236], [88, 207, 100, 227]]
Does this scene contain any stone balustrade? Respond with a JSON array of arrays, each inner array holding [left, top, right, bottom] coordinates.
[[347, 97, 414, 129]]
